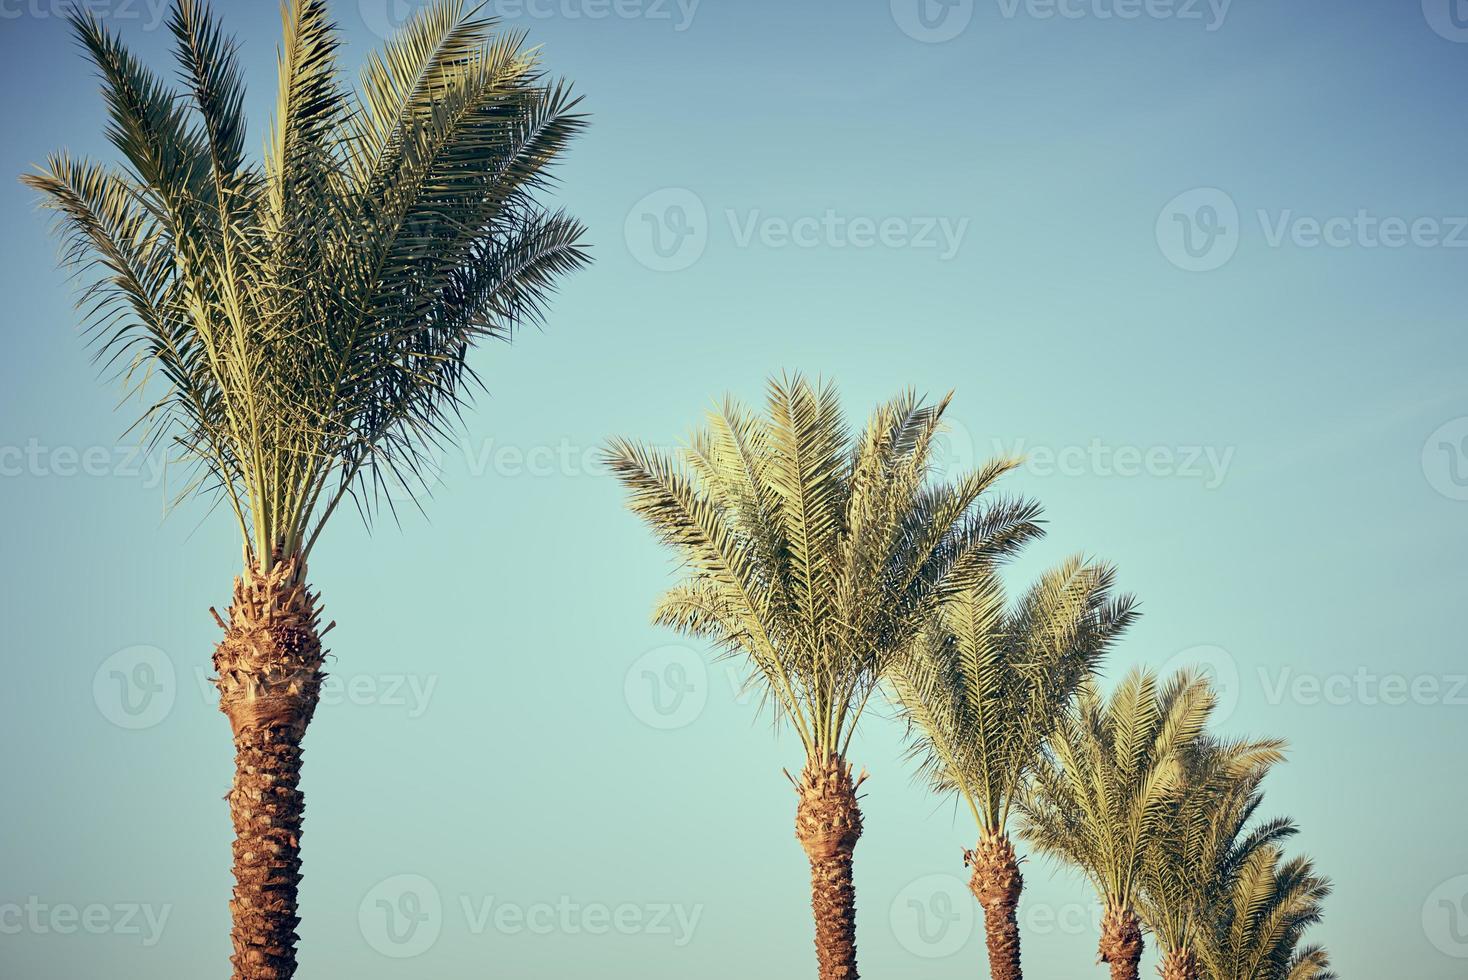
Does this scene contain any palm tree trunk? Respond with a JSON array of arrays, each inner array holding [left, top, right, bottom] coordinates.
[[1158, 947, 1200, 980], [965, 829, 1023, 980], [794, 755, 865, 980], [212, 557, 326, 980], [1097, 904, 1144, 980]]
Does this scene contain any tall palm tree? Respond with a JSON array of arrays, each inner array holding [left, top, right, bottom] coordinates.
[[888, 557, 1138, 980], [1019, 668, 1214, 980], [1137, 738, 1293, 980], [1198, 847, 1334, 980], [23, 2, 587, 976], [604, 375, 1043, 980]]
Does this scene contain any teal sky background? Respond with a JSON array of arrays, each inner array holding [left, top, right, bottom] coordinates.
[[2, 1, 1466, 977]]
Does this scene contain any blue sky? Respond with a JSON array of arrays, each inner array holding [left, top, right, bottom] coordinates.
[[2, 1, 1466, 977]]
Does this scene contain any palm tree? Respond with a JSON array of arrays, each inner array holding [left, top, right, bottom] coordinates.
[[604, 375, 1043, 980], [1137, 738, 1293, 980], [888, 557, 1138, 980], [1198, 847, 1334, 980], [23, 2, 587, 975], [1019, 668, 1215, 980]]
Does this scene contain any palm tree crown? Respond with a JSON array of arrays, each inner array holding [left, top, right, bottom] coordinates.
[[1199, 847, 1334, 980], [24, 0, 588, 573], [891, 556, 1137, 833], [1138, 736, 1294, 970], [1022, 668, 1213, 914], [605, 375, 1044, 761]]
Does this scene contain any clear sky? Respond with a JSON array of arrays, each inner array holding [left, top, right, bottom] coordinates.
[[2, 1, 1466, 978]]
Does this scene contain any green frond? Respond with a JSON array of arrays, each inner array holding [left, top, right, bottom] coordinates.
[[605, 376, 1043, 763]]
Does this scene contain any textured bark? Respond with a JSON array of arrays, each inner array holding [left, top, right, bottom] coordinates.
[[964, 830, 1023, 980], [212, 557, 327, 980], [1158, 947, 1200, 980], [794, 756, 866, 980], [1097, 905, 1144, 980]]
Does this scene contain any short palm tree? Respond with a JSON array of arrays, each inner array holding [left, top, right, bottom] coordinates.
[[23, 2, 587, 975], [604, 375, 1043, 980], [1137, 737, 1293, 980], [1198, 847, 1334, 980], [888, 557, 1138, 980], [1019, 668, 1214, 980]]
